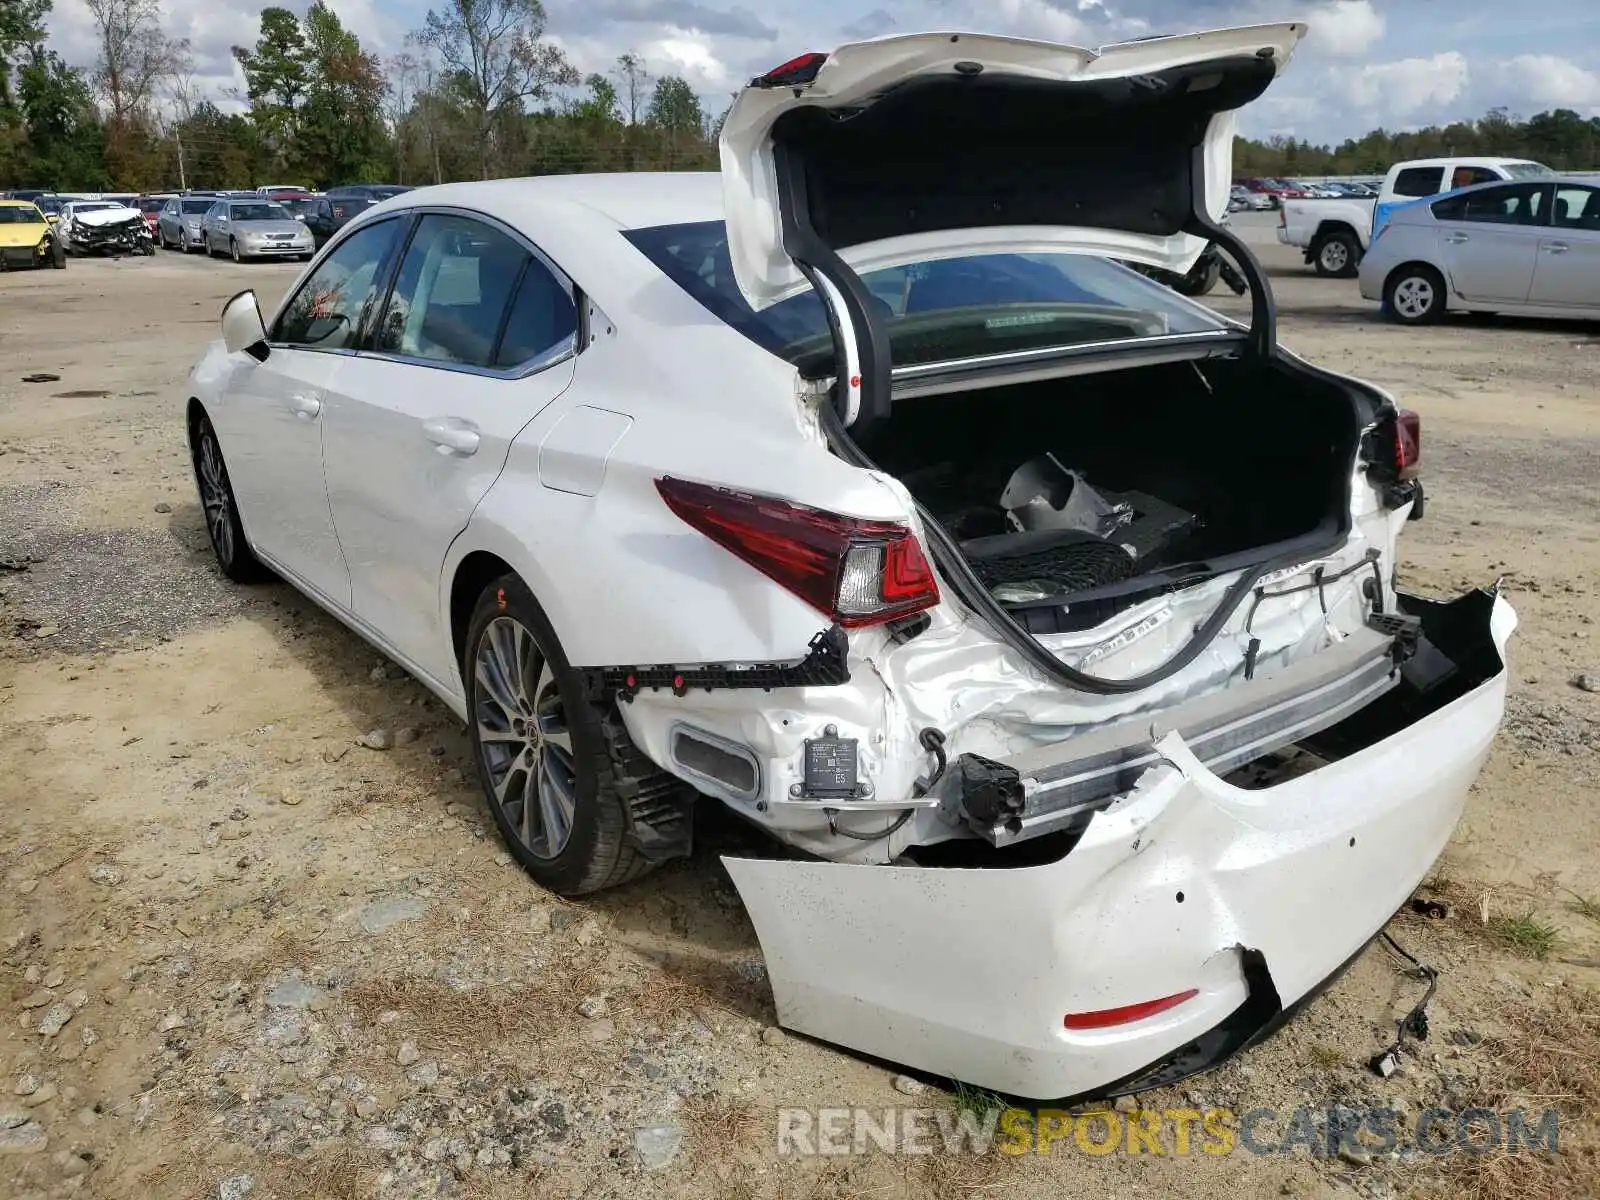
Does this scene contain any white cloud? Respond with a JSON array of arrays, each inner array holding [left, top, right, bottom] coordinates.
[[1305, 0, 1383, 58], [1347, 51, 1469, 117], [1489, 54, 1600, 113], [641, 33, 734, 90]]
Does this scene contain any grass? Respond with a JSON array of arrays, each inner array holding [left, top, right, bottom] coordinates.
[[1309, 1043, 1346, 1069], [1416, 987, 1600, 1200], [950, 1080, 1008, 1123], [1566, 891, 1600, 924], [1489, 912, 1563, 959]]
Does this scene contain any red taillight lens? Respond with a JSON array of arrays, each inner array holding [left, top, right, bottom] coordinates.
[[656, 476, 939, 628], [1394, 408, 1421, 477], [754, 52, 828, 88], [1063, 988, 1199, 1031]]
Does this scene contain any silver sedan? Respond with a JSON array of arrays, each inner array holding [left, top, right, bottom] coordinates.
[[1359, 175, 1600, 324], [201, 200, 316, 263]]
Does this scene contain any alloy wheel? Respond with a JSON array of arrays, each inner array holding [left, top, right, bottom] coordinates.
[[473, 616, 578, 860], [1318, 239, 1349, 273], [1393, 276, 1434, 320], [196, 430, 234, 566]]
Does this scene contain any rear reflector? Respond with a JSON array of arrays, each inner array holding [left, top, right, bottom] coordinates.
[[1063, 988, 1199, 1030], [656, 476, 939, 628]]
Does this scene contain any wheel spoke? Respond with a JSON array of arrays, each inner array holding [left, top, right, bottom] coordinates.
[[520, 758, 538, 845], [537, 750, 575, 854]]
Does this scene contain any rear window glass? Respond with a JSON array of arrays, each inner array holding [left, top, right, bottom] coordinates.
[[1392, 167, 1445, 198], [181, 200, 214, 214], [1504, 162, 1554, 179], [625, 221, 1228, 374], [229, 203, 290, 221]]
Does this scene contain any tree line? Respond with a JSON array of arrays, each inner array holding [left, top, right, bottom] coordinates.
[[4, 0, 1599, 193], [0, 0, 720, 191]]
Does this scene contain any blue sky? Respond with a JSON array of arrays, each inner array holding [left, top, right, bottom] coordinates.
[[46, 0, 1600, 144]]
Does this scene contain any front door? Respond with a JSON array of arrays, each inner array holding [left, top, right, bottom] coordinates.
[[1529, 183, 1600, 308], [320, 211, 580, 686], [1434, 182, 1550, 303], [222, 215, 409, 606]]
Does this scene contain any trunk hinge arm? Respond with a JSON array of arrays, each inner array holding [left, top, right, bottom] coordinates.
[[1183, 144, 1276, 358], [772, 142, 893, 432]]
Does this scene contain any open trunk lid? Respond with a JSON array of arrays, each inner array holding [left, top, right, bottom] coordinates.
[[720, 23, 1306, 312]]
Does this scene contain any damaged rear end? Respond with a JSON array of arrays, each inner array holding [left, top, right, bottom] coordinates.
[[611, 23, 1514, 1097]]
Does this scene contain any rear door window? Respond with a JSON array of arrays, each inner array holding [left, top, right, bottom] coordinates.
[[371, 214, 530, 369], [1392, 167, 1445, 198], [1552, 185, 1600, 230]]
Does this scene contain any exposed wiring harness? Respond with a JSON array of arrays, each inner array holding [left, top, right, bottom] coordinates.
[[826, 728, 948, 843], [1369, 929, 1439, 1077]]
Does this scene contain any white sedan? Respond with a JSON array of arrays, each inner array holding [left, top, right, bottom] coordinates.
[[186, 24, 1513, 1100]]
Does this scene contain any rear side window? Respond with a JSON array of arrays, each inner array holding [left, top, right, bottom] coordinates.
[[1392, 167, 1445, 198], [1552, 185, 1600, 230], [495, 260, 578, 368], [372, 214, 530, 369]]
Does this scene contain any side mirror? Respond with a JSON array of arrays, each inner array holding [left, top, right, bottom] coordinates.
[[222, 290, 269, 359]]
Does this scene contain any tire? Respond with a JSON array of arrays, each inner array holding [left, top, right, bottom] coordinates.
[[1312, 229, 1360, 278], [1175, 258, 1221, 297], [230, 238, 241, 264], [464, 574, 661, 896], [1383, 264, 1446, 325], [191, 414, 270, 583], [51, 241, 65, 269]]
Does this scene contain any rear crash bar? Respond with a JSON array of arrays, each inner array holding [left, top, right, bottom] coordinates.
[[954, 622, 1408, 846]]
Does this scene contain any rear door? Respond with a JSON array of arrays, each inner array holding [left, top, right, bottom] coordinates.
[[1433, 182, 1550, 303], [320, 210, 579, 686], [1528, 183, 1600, 308]]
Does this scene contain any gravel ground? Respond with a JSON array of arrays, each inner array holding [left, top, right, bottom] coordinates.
[[1, 244, 1598, 1200]]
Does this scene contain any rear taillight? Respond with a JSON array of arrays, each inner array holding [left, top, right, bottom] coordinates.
[[1393, 408, 1421, 480], [656, 476, 939, 628], [753, 52, 828, 88]]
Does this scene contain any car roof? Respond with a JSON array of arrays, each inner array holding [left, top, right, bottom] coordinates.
[[1392, 157, 1544, 170], [0, 198, 43, 208]]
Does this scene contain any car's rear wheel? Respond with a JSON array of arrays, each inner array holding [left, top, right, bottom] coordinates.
[[1312, 230, 1359, 278], [465, 575, 661, 896], [1383, 264, 1446, 325], [192, 414, 270, 583]]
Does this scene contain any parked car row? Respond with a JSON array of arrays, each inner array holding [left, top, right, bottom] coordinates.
[[2, 184, 414, 264]]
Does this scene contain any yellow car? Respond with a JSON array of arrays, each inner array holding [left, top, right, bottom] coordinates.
[[0, 199, 66, 270]]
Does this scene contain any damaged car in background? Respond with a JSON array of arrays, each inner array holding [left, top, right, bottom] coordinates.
[[183, 22, 1515, 1101], [57, 199, 155, 256]]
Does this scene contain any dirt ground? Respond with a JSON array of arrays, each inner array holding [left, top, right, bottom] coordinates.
[[1, 242, 1598, 1200]]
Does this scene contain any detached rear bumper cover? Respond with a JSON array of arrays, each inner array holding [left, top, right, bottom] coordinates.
[[724, 588, 1514, 1099]]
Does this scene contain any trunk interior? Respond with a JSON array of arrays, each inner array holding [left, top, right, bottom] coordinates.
[[855, 356, 1364, 632]]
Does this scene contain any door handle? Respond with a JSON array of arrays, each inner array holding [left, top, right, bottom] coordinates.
[[289, 393, 322, 419], [1544, 242, 1570, 254], [422, 418, 480, 456], [1444, 233, 1469, 244]]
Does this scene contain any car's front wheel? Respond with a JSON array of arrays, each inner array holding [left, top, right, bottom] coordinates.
[[191, 414, 270, 583], [465, 575, 663, 896], [1383, 264, 1446, 324], [230, 238, 242, 264]]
